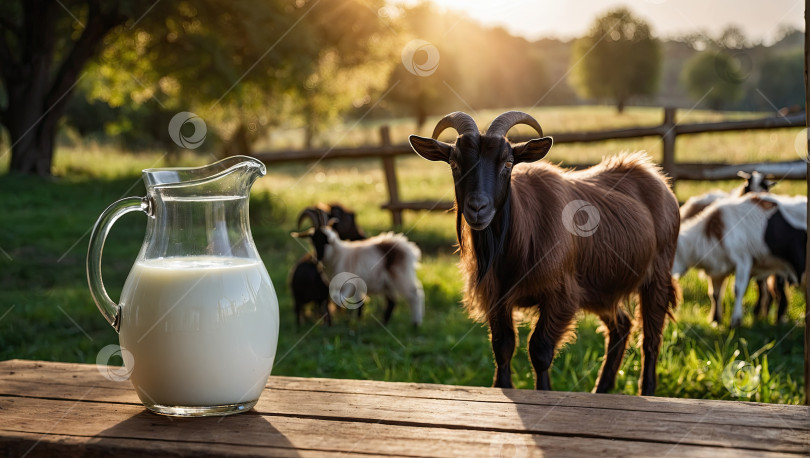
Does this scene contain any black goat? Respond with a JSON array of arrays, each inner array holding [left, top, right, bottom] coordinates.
[[289, 204, 365, 326]]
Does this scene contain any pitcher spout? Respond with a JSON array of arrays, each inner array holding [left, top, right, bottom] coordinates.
[[143, 155, 266, 191]]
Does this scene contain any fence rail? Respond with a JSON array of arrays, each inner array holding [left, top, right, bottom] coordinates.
[[252, 108, 807, 226]]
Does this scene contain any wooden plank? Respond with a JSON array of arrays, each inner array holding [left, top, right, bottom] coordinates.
[[252, 144, 411, 163], [1, 361, 808, 453], [673, 113, 806, 135], [0, 396, 797, 458], [252, 113, 804, 165], [675, 161, 807, 181], [2, 360, 808, 429], [0, 430, 317, 458], [502, 114, 805, 145], [381, 200, 455, 212]]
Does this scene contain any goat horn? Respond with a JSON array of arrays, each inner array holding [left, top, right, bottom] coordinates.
[[297, 208, 325, 230], [486, 111, 544, 138], [432, 112, 479, 139], [290, 227, 316, 238]]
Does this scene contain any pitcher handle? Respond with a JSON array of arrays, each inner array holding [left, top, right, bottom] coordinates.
[[86, 196, 151, 332]]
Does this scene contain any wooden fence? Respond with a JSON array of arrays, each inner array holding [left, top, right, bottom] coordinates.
[[252, 108, 807, 226]]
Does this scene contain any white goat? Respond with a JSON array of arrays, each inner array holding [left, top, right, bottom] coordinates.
[[293, 223, 424, 325], [673, 193, 799, 327]]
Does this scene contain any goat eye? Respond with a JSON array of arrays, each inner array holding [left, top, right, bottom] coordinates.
[[505, 161, 513, 169], [449, 160, 458, 170]]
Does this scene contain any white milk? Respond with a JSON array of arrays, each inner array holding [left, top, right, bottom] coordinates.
[[118, 256, 278, 407]]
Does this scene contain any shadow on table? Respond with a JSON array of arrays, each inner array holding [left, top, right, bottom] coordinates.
[[496, 387, 658, 456], [91, 409, 299, 456]]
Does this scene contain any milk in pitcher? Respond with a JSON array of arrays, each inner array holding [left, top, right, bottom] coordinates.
[[118, 256, 278, 408]]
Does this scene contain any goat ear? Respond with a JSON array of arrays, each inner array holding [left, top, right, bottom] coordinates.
[[409, 135, 453, 162], [737, 170, 751, 179], [512, 137, 552, 164]]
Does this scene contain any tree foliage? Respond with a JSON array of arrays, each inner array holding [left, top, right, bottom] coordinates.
[[569, 7, 661, 113], [0, 0, 394, 174], [91, 0, 393, 153], [386, 3, 551, 131], [757, 49, 804, 111], [0, 0, 141, 175], [682, 50, 744, 110]]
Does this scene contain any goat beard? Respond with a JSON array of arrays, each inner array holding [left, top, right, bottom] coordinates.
[[458, 197, 511, 285]]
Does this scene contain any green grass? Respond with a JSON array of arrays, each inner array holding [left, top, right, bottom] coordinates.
[[0, 106, 806, 404]]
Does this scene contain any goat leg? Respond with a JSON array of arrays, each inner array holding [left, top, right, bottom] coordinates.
[[319, 299, 332, 326], [730, 260, 752, 328], [529, 305, 577, 391], [753, 278, 771, 320], [638, 267, 676, 396], [707, 275, 726, 324], [775, 276, 788, 323], [489, 307, 516, 389], [594, 309, 632, 393], [383, 295, 396, 325]]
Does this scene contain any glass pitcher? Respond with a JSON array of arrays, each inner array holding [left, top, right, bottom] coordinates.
[[87, 156, 279, 417]]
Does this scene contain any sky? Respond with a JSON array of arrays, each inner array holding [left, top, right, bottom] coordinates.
[[395, 0, 805, 44]]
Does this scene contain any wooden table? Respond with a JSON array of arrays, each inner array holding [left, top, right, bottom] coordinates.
[[1, 360, 808, 457]]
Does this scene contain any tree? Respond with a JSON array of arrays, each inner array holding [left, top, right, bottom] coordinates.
[[90, 0, 392, 155], [682, 51, 744, 110], [716, 25, 748, 50], [569, 7, 661, 113], [0, 0, 391, 175], [386, 3, 461, 131], [0, 1, 139, 175], [757, 50, 805, 110]]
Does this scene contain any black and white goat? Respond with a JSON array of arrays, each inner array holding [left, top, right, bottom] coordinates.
[[673, 193, 806, 327], [289, 204, 365, 326], [678, 171, 790, 322], [291, 215, 424, 326]]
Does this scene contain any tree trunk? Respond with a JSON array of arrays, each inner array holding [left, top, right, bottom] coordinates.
[[0, 0, 126, 176], [221, 123, 254, 157], [5, 79, 66, 176], [304, 125, 315, 149], [415, 106, 427, 132]]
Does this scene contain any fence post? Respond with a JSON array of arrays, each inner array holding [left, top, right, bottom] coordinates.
[[662, 107, 677, 187], [380, 125, 403, 227]]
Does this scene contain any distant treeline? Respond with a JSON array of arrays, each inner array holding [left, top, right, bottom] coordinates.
[[57, 3, 804, 152]]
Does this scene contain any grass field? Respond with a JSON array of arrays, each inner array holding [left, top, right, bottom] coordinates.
[[0, 106, 806, 404]]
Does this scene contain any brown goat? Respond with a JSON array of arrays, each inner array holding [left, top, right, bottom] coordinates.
[[409, 111, 679, 395]]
